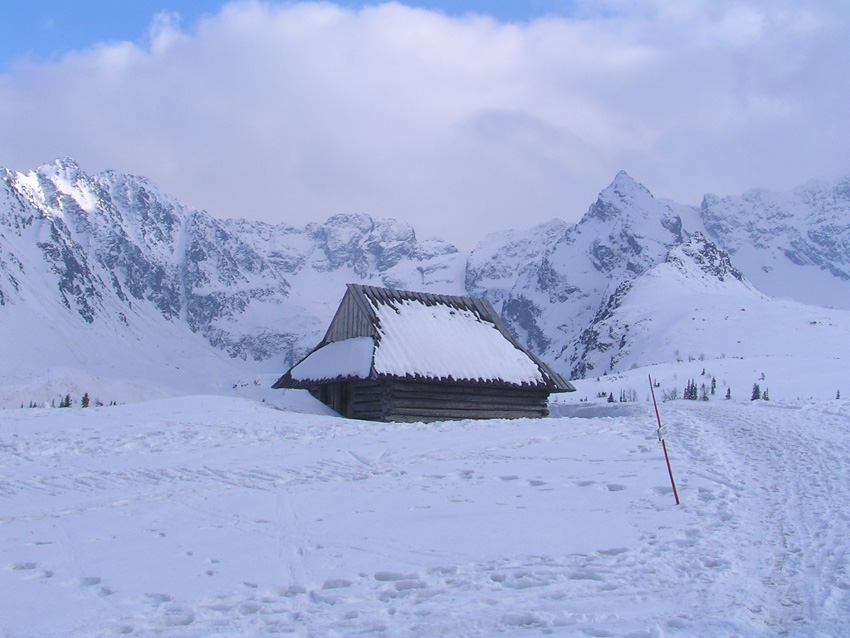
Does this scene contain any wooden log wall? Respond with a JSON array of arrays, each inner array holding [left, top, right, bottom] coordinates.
[[344, 379, 550, 422]]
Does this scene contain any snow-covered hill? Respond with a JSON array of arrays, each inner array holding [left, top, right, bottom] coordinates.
[[3, 392, 850, 636], [568, 232, 850, 377]]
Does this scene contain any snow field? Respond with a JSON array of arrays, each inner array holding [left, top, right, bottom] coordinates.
[[3, 394, 850, 636]]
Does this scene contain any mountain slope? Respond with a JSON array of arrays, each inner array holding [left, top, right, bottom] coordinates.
[[0, 160, 462, 389], [571, 232, 850, 375], [700, 179, 850, 309], [467, 171, 688, 375], [3, 158, 850, 400]]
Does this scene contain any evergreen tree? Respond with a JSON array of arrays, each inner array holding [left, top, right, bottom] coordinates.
[[763, 388, 770, 401], [607, 392, 615, 403], [711, 376, 717, 395], [838, 390, 842, 400], [81, 393, 90, 408], [700, 383, 709, 401], [725, 387, 732, 400], [751, 383, 761, 401]]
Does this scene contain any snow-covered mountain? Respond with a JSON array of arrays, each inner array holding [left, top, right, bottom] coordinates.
[[2, 158, 849, 402], [467, 171, 688, 377], [569, 231, 850, 376], [698, 180, 850, 309], [0, 159, 462, 398], [468, 172, 850, 378]]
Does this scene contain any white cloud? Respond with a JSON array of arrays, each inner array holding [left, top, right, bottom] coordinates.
[[1, 0, 848, 247]]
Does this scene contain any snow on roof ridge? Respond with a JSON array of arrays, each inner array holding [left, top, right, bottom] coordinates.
[[276, 284, 574, 391]]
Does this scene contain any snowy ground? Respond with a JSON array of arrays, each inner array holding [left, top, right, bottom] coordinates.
[[3, 391, 850, 637]]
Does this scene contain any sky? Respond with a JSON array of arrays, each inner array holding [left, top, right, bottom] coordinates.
[[1, 1, 848, 247]]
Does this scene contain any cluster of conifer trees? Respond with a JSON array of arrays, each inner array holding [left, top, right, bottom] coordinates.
[[21, 393, 118, 409], [683, 376, 717, 401]]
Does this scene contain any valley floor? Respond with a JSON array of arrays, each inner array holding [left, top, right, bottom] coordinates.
[[2, 395, 850, 637]]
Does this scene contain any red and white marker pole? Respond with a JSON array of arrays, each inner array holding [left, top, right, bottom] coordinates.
[[649, 374, 680, 506]]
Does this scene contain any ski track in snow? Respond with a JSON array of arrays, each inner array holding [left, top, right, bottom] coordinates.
[[2, 398, 850, 637], [674, 402, 850, 635]]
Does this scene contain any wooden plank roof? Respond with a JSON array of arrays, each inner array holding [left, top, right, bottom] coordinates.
[[274, 283, 575, 392]]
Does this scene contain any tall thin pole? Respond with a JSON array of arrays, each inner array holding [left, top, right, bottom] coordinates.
[[649, 374, 680, 506]]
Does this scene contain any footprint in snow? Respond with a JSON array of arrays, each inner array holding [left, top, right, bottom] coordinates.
[[322, 578, 352, 589], [11, 562, 38, 571], [502, 612, 542, 627], [374, 571, 418, 582], [159, 606, 195, 627], [239, 602, 261, 615], [568, 569, 603, 581], [394, 579, 427, 591], [108, 624, 134, 634]]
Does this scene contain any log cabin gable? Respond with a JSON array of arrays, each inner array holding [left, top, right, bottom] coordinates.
[[322, 285, 377, 344]]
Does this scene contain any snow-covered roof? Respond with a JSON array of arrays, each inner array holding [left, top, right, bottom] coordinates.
[[289, 336, 374, 382], [275, 284, 573, 391]]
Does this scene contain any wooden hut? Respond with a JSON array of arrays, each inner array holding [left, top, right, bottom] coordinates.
[[272, 283, 574, 421]]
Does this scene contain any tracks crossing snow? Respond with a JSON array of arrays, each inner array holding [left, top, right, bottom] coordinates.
[[3, 396, 850, 636]]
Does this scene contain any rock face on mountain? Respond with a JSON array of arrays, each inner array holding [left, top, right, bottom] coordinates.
[[699, 179, 850, 309], [0, 159, 460, 372], [569, 232, 760, 375], [563, 229, 850, 376], [2, 158, 849, 385]]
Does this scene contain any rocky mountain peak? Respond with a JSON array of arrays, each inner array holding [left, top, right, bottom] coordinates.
[[38, 157, 82, 178], [586, 171, 665, 222], [609, 169, 645, 195], [580, 172, 685, 251], [668, 231, 745, 283]]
